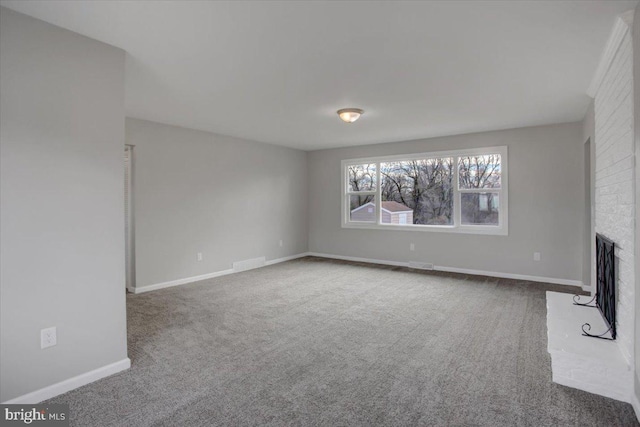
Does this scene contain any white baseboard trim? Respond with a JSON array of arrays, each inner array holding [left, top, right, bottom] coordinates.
[[306, 252, 583, 288], [307, 252, 407, 268], [133, 269, 234, 294], [133, 253, 310, 294], [3, 358, 131, 404], [265, 252, 310, 266], [436, 265, 583, 287]]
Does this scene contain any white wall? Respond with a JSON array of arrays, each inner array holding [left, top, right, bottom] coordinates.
[[593, 20, 635, 365], [308, 122, 585, 283], [0, 8, 128, 402], [126, 118, 308, 289]]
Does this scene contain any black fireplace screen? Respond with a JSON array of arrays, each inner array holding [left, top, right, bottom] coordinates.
[[595, 233, 616, 339], [573, 233, 616, 340]]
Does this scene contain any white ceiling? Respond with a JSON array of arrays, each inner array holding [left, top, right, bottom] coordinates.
[[1, 1, 637, 150]]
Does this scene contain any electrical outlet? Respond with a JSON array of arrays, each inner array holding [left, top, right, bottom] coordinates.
[[279, 240, 283, 247], [41, 327, 57, 349], [533, 252, 541, 262], [410, 243, 415, 251], [197, 252, 203, 262]]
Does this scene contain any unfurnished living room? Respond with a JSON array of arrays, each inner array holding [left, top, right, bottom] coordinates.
[[1, 1, 640, 426]]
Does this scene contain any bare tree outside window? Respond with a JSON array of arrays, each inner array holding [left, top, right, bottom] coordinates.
[[348, 164, 376, 192], [380, 158, 453, 225], [458, 154, 501, 225], [347, 164, 376, 221]]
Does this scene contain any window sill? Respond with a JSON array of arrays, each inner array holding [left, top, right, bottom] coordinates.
[[342, 222, 508, 236]]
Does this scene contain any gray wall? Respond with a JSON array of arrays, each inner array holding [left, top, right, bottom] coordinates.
[[633, 2, 640, 409], [0, 8, 128, 402], [126, 118, 308, 288], [308, 122, 585, 282]]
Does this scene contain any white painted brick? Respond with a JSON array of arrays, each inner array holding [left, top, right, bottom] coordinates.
[[619, 258, 634, 276], [593, 30, 635, 363], [597, 182, 631, 197], [617, 246, 635, 263], [597, 145, 634, 175], [598, 194, 617, 207], [612, 142, 635, 164], [596, 108, 631, 147], [595, 168, 633, 188], [617, 189, 634, 205], [613, 203, 633, 218]]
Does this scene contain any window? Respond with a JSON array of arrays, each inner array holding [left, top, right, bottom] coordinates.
[[347, 164, 376, 223], [342, 146, 507, 235], [458, 153, 502, 226]]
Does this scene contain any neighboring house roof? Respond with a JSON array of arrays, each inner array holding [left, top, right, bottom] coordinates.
[[351, 201, 413, 214], [381, 201, 413, 213], [350, 202, 376, 213]]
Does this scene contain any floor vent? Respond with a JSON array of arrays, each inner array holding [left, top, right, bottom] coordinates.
[[233, 256, 266, 273], [408, 261, 434, 270]]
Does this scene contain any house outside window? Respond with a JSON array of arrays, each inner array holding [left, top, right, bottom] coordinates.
[[342, 146, 508, 235]]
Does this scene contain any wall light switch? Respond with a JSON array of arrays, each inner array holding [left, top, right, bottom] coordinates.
[[410, 243, 415, 251], [279, 240, 283, 247], [41, 327, 57, 349], [197, 252, 203, 262], [533, 252, 541, 262]]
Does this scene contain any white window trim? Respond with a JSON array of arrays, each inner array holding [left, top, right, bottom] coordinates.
[[341, 146, 508, 236]]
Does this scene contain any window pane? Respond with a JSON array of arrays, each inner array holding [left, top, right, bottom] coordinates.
[[349, 195, 376, 222], [458, 154, 501, 189], [347, 164, 376, 192], [461, 192, 500, 225], [380, 158, 453, 225]]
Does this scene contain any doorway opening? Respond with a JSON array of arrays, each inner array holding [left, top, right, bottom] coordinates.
[[584, 137, 595, 292], [125, 145, 135, 292]]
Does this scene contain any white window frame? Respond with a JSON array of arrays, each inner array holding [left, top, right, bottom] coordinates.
[[341, 146, 508, 235]]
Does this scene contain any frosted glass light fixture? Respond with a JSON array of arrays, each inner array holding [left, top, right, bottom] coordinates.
[[337, 108, 364, 123]]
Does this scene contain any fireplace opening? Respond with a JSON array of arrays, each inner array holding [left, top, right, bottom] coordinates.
[[572, 233, 616, 340]]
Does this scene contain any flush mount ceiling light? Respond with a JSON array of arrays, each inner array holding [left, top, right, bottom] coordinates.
[[337, 108, 364, 123]]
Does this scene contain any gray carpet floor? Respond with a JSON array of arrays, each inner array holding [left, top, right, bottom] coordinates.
[[47, 257, 638, 426]]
